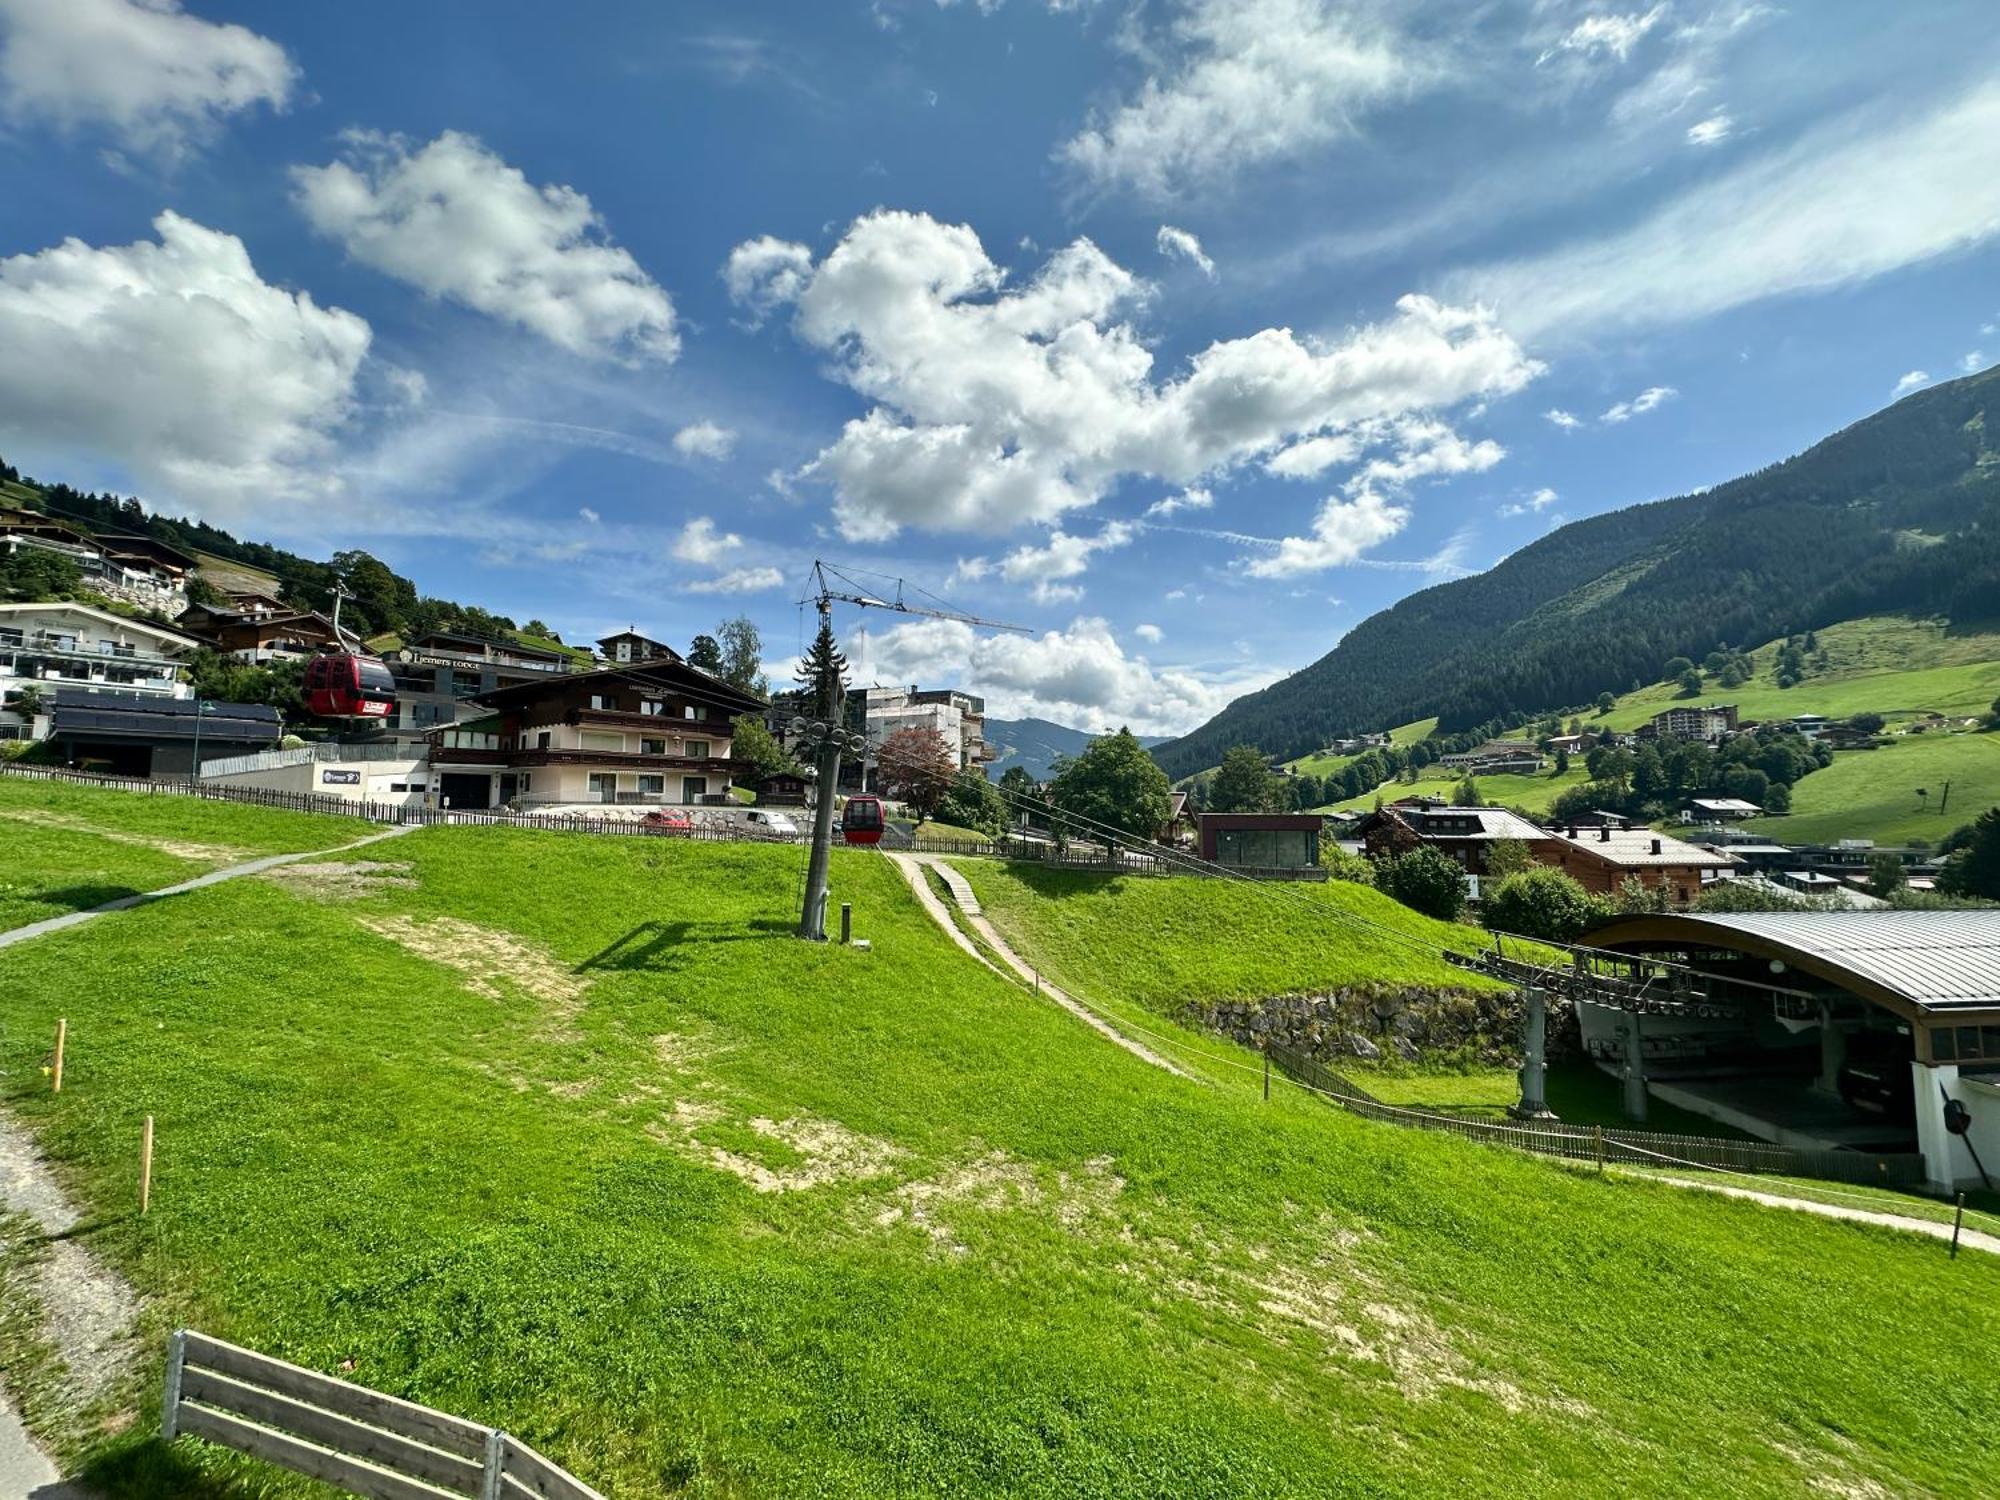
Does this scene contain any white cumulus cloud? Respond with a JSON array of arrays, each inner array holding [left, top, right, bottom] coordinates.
[[731, 210, 1536, 543], [292, 130, 679, 363], [1600, 385, 1677, 422], [848, 615, 1278, 736], [1686, 111, 1733, 146], [723, 234, 816, 327], [1535, 7, 1667, 66], [1133, 622, 1164, 643], [1057, 0, 1432, 196], [687, 565, 785, 595], [1145, 486, 1213, 517], [673, 420, 737, 459], [0, 211, 368, 516], [672, 516, 742, 565], [1960, 350, 1987, 375], [1892, 369, 1930, 396], [1155, 224, 1216, 278], [998, 521, 1135, 604], [1499, 486, 1558, 518], [0, 0, 295, 155], [1544, 407, 1584, 430]]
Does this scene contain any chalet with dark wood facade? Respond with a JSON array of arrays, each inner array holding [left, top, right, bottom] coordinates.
[[426, 659, 765, 811]]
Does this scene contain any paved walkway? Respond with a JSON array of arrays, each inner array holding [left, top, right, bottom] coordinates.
[[0, 1397, 80, 1499], [0, 825, 420, 952], [1623, 1169, 2000, 1255], [890, 853, 1191, 1080]]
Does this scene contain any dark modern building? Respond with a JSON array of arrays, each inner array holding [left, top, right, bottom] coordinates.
[[45, 688, 281, 777]]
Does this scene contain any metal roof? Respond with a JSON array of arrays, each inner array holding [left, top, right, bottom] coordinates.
[[50, 688, 280, 743], [1586, 910, 2000, 1018], [1548, 827, 1738, 867]]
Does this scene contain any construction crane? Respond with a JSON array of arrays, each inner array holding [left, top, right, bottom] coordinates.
[[793, 561, 1029, 940], [802, 560, 1034, 634]]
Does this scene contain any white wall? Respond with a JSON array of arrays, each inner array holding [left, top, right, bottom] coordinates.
[[207, 756, 431, 805], [1914, 1063, 2000, 1194]]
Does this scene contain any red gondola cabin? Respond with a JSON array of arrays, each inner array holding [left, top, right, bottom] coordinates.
[[841, 794, 884, 845], [304, 653, 398, 720]]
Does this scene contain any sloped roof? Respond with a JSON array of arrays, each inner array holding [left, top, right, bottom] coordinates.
[[1583, 910, 2000, 1020], [1548, 827, 1738, 867]]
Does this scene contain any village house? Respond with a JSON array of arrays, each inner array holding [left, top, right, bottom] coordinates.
[[1539, 825, 1739, 904], [1684, 796, 1764, 822], [1197, 812, 1325, 877], [426, 657, 765, 812], [175, 598, 346, 663], [1645, 703, 1739, 742], [597, 628, 678, 664], [1, 601, 199, 739], [1436, 738, 1546, 773], [387, 628, 577, 735], [1354, 803, 1550, 879]]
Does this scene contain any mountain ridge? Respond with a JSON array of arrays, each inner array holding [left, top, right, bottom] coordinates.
[[1153, 364, 2000, 778], [983, 716, 1169, 781]]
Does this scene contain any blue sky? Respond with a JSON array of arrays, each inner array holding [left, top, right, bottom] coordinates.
[[1, 0, 1996, 734]]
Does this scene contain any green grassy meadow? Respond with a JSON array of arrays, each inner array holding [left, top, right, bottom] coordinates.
[[1321, 764, 1591, 816], [0, 785, 1996, 1497], [1591, 616, 2000, 735], [0, 777, 371, 930], [1745, 732, 1999, 846], [958, 862, 1503, 1018]]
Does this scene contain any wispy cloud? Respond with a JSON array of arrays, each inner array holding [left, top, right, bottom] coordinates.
[[1601, 385, 1677, 423], [1460, 78, 2000, 340], [1892, 369, 1931, 396], [1498, 486, 1557, 518]]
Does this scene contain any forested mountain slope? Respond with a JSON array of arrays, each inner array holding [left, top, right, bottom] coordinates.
[[1155, 365, 2000, 777]]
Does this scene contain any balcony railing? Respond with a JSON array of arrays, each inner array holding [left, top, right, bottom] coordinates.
[[430, 745, 747, 774], [0, 631, 181, 666]]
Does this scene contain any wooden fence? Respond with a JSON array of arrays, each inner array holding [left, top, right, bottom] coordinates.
[[162, 1329, 604, 1500], [1267, 1045, 1927, 1187]]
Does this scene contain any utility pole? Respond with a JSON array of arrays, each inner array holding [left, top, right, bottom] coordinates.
[[188, 699, 216, 781], [1939, 778, 1952, 817], [792, 562, 1029, 943]]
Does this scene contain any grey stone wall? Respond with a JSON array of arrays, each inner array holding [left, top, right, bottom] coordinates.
[[1189, 986, 1579, 1068]]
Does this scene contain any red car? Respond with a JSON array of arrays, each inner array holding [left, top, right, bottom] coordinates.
[[640, 808, 694, 836]]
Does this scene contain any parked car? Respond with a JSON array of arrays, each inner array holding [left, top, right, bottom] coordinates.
[[640, 808, 694, 836], [744, 809, 800, 839]]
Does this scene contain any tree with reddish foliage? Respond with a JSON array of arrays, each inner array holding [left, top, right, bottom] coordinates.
[[877, 726, 958, 818]]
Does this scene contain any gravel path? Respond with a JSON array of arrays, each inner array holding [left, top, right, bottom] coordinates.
[[1621, 1169, 2000, 1255], [890, 854, 1191, 1080], [0, 824, 420, 952]]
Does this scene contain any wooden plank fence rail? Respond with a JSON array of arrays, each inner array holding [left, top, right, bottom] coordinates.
[[162, 1330, 605, 1500], [1266, 1045, 1926, 1187]]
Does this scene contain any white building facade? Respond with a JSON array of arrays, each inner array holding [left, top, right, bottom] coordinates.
[[0, 601, 196, 740]]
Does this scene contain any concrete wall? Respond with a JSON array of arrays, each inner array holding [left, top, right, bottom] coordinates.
[[206, 756, 432, 805], [1913, 1063, 2000, 1193]]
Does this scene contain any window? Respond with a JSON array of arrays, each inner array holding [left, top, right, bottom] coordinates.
[[638, 774, 664, 796], [684, 705, 697, 720], [682, 776, 707, 805], [537, 731, 551, 749], [519, 774, 530, 793], [687, 740, 709, 760], [587, 772, 617, 801], [641, 737, 666, 756], [590, 693, 617, 711], [640, 699, 665, 716], [581, 730, 623, 752], [1938, 1026, 2000, 1063]]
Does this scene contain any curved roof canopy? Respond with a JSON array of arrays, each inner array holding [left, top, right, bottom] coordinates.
[[1581, 911, 2000, 1025]]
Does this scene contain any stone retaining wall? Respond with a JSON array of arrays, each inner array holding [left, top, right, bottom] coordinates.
[[1189, 985, 1580, 1068]]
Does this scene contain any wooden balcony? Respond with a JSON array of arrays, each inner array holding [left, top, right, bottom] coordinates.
[[571, 706, 736, 733]]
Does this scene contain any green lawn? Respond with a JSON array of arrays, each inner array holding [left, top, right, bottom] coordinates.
[[1285, 717, 1439, 777], [958, 862, 1505, 1020], [0, 778, 372, 931], [1322, 764, 1591, 816], [1745, 732, 1999, 845], [1593, 615, 2000, 733], [0, 793, 1997, 1497], [1350, 1061, 1754, 1138], [911, 819, 995, 844]]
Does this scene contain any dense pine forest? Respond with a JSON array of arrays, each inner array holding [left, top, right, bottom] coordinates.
[[1154, 364, 2000, 777]]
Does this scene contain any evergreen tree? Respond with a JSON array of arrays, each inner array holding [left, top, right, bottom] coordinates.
[[688, 634, 723, 673], [795, 617, 847, 719], [1939, 809, 2000, 901]]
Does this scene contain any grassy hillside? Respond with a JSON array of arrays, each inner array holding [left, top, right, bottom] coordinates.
[[1747, 733, 1999, 846], [1284, 717, 1439, 778], [0, 777, 370, 929], [0, 785, 1996, 1497], [957, 863, 1513, 1016], [1322, 765, 1592, 817], [1593, 616, 2000, 733], [1156, 364, 2000, 774]]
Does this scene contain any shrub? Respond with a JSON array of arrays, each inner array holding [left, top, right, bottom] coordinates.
[[1374, 845, 1467, 922], [1319, 844, 1374, 884], [1483, 868, 1609, 943]]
